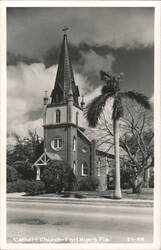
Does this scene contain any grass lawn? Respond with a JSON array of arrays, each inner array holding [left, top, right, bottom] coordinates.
[[39, 188, 153, 200]]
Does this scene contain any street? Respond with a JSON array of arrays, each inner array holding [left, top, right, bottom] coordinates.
[[7, 200, 153, 243]]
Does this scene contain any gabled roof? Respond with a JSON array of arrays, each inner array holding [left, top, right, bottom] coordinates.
[[32, 151, 62, 167], [78, 128, 114, 159], [50, 33, 80, 105], [77, 128, 92, 144], [96, 149, 114, 159]]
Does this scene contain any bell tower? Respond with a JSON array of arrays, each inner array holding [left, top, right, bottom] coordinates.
[[34, 28, 111, 191], [43, 28, 85, 168]]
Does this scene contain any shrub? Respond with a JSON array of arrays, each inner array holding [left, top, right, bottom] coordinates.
[[108, 167, 132, 190], [12, 160, 35, 180], [76, 176, 99, 191], [7, 165, 18, 182], [120, 167, 133, 189], [7, 179, 45, 194], [25, 181, 45, 195], [7, 179, 28, 193], [42, 160, 76, 193], [63, 168, 76, 191], [7, 182, 18, 193]]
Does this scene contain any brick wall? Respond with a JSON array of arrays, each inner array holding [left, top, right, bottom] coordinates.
[[77, 133, 91, 177]]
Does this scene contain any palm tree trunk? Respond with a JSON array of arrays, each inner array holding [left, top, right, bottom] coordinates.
[[113, 118, 122, 199]]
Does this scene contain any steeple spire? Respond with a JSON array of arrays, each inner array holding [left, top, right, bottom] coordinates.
[[50, 29, 80, 106]]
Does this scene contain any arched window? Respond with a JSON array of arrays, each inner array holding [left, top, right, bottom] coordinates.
[[73, 161, 76, 175], [73, 136, 76, 151], [56, 109, 61, 123], [76, 112, 79, 126], [97, 158, 101, 176], [82, 162, 88, 176]]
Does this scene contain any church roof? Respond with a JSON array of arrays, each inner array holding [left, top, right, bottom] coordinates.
[[78, 128, 114, 159], [96, 149, 114, 159], [50, 32, 80, 105]]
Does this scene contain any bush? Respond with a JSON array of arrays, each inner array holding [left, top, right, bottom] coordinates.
[[63, 168, 76, 191], [25, 180, 45, 195], [7, 179, 28, 193], [42, 160, 76, 193], [108, 167, 133, 190], [76, 176, 99, 191], [12, 160, 35, 180], [7, 179, 45, 194], [121, 167, 133, 189], [7, 165, 18, 182]]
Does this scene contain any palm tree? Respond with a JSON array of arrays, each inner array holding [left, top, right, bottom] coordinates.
[[85, 71, 151, 199]]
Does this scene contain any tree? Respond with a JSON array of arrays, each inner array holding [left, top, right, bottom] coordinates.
[[86, 100, 153, 193], [119, 101, 154, 193], [7, 130, 43, 165], [12, 160, 35, 180], [41, 160, 76, 193], [7, 165, 18, 182], [85, 71, 151, 199], [7, 130, 43, 181]]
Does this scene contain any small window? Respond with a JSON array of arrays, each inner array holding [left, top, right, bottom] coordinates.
[[73, 136, 76, 151], [56, 109, 61, 123], [82, 162, 88, 176], [54, 139, 58, 148], [97, 158, 101, 176], [73, 161, 76, 175], [76, 112, 79, 126]]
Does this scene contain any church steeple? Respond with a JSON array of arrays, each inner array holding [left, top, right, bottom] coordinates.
[[50, 29, 80, 106]]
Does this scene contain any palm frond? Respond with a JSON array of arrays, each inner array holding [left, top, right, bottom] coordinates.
[[112, 95, 123, 120], [100, 71, 112, 81], [120, 91, 151, 110], [85, 92, 114, 127], [101, 84, 116, 95]]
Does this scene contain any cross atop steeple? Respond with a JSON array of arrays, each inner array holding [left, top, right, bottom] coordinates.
[[62, 26, 69, 35]]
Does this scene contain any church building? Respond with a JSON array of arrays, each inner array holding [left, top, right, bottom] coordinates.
[[34, 30, 114, 191]]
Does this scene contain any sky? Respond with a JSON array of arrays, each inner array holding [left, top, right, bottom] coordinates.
[[7, 7, 154, 140]]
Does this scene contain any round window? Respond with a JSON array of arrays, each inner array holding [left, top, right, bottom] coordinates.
[[51, 137, 63, 151]]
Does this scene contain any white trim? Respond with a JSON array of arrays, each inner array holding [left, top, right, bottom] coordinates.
[[73, 136, 76, 151], [32, 152, 49, 167], [97, 165, 101, 177], [73, 161, 76, 175], [51, 138, 63, 151], [81, 162, 88, 176]]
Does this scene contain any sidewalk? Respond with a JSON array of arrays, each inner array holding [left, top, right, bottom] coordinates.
[[7, 192, 154, 207]]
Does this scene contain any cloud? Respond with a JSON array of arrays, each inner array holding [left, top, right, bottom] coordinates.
[[150, 95, 154, 104], [7, 8, 154, 59], [77, 50, 115, 89], [7, 63, 56, 137], [74, 71, 91, 95], [7, 51, 40, 66], [80, 50, 115, 74], [85, 86, 101, 104], [7, 62, 92, 138], [149, 95, 154, 111]]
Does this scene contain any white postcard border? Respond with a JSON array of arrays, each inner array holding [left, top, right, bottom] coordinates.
[[0, 1, 160, 250]]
